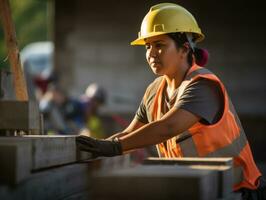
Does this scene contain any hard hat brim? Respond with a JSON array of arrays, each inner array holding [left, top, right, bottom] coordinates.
[[130, 32, 166, 45], [130, 32, 205, 46], [130, 38, 145, 46]]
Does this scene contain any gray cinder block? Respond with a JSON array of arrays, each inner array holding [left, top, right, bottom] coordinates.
[[189, 165, 233, 198], [144, 157, 234, 198], [0, 137, 31, 185], [24, 135, 77, 170], [91, 165, 218, 200], [220, 192, 242, 200], [96, 154, 131, 171], [0, 163, 91, 200], [0, 135, 88, 185], [0, 101, 40, 134]]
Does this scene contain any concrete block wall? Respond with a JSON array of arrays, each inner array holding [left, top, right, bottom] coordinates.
[[0, 135, 132, 200]]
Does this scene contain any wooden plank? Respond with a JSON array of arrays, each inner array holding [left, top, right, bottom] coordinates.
[[0, 0, 28, 100], [91, 165, 218, 200], [144, 157, 233, 166]]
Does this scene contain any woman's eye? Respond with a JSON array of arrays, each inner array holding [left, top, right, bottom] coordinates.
[[145, 45, 150, 50], [155, 43, 163, 48]]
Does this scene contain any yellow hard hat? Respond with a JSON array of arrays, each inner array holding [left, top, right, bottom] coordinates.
[[131, 3, 205, 45]]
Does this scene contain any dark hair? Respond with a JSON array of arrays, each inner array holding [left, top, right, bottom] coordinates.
[[167, 33, 208, 67]]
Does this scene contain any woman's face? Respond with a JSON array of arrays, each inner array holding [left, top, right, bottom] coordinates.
[[145, 34, 187, 77]]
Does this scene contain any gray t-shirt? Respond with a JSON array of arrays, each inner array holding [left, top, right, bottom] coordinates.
[[135, 78, 224, 125]]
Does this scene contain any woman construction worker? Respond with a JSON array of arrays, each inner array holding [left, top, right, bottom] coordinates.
[[76, 3, 265, 199]]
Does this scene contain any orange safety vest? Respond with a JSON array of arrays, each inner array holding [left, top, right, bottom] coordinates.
[[151, 64, 261, 191]]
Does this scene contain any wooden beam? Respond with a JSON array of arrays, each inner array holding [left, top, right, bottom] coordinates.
[[0, 0, 28, 100]]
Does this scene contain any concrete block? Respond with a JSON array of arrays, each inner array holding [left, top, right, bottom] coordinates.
[[25, 135, 95, 170], [0, 101, 40, 134], [96, 154, 131, 171], [144, 158, 234, 198], [24, 135, 77, 170], [76, 150, 93, 161], [0, 135, 89, 185], [0, 137, 31, 185], [0, 163, 91, 200], [219, 192, 242, 200], [91, 165, 218, 200], [144, 157, 233, 166], [189, 165, 233, 198], [77, 154, 131, 173]]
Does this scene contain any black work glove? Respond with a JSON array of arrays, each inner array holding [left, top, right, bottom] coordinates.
[[76, 135, 123, 157]]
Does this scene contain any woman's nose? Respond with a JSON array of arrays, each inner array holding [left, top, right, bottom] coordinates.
[[148, 46, 157, 58]]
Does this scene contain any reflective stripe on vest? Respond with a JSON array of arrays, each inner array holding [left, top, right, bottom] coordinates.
[[152, 64, 261, 190]]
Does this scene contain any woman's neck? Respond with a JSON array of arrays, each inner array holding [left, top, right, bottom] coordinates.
[[164, 63, 190, 94]]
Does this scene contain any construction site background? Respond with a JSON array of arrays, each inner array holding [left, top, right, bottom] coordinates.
[[0, 0, 265, 174]]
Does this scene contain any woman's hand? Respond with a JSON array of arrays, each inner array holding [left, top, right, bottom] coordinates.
[[76, 135, 122, 157]]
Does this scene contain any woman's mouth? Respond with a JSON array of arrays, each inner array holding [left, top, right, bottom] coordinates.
[[150, 61, 161, 66]]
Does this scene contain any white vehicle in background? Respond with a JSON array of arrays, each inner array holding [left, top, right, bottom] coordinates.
[[20, 41, 55, 100]]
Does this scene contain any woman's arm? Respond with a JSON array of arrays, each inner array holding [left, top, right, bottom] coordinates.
[[120, 108, 200, 151], [76, 108, 199, 157], [106, 118, 146, 140]]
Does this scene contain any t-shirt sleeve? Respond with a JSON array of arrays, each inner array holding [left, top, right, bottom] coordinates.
[[135, 99, 149, 124], [176, 78, 224, 125]]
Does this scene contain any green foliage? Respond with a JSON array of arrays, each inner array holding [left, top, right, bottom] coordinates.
[[0, 0, 50, 69]]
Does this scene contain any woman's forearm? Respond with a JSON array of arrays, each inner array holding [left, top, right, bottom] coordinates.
[[106, 118, 145, 140], [120, 120, 173, 151], [106, 131, 129, 140], [119, 108, 200, 152]]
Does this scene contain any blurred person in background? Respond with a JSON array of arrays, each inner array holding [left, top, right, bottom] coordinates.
[[79, 83, 150, 163], [76, 3, 265, 199], [39, 84, 84, 135], [79, 83, 107, 139]]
